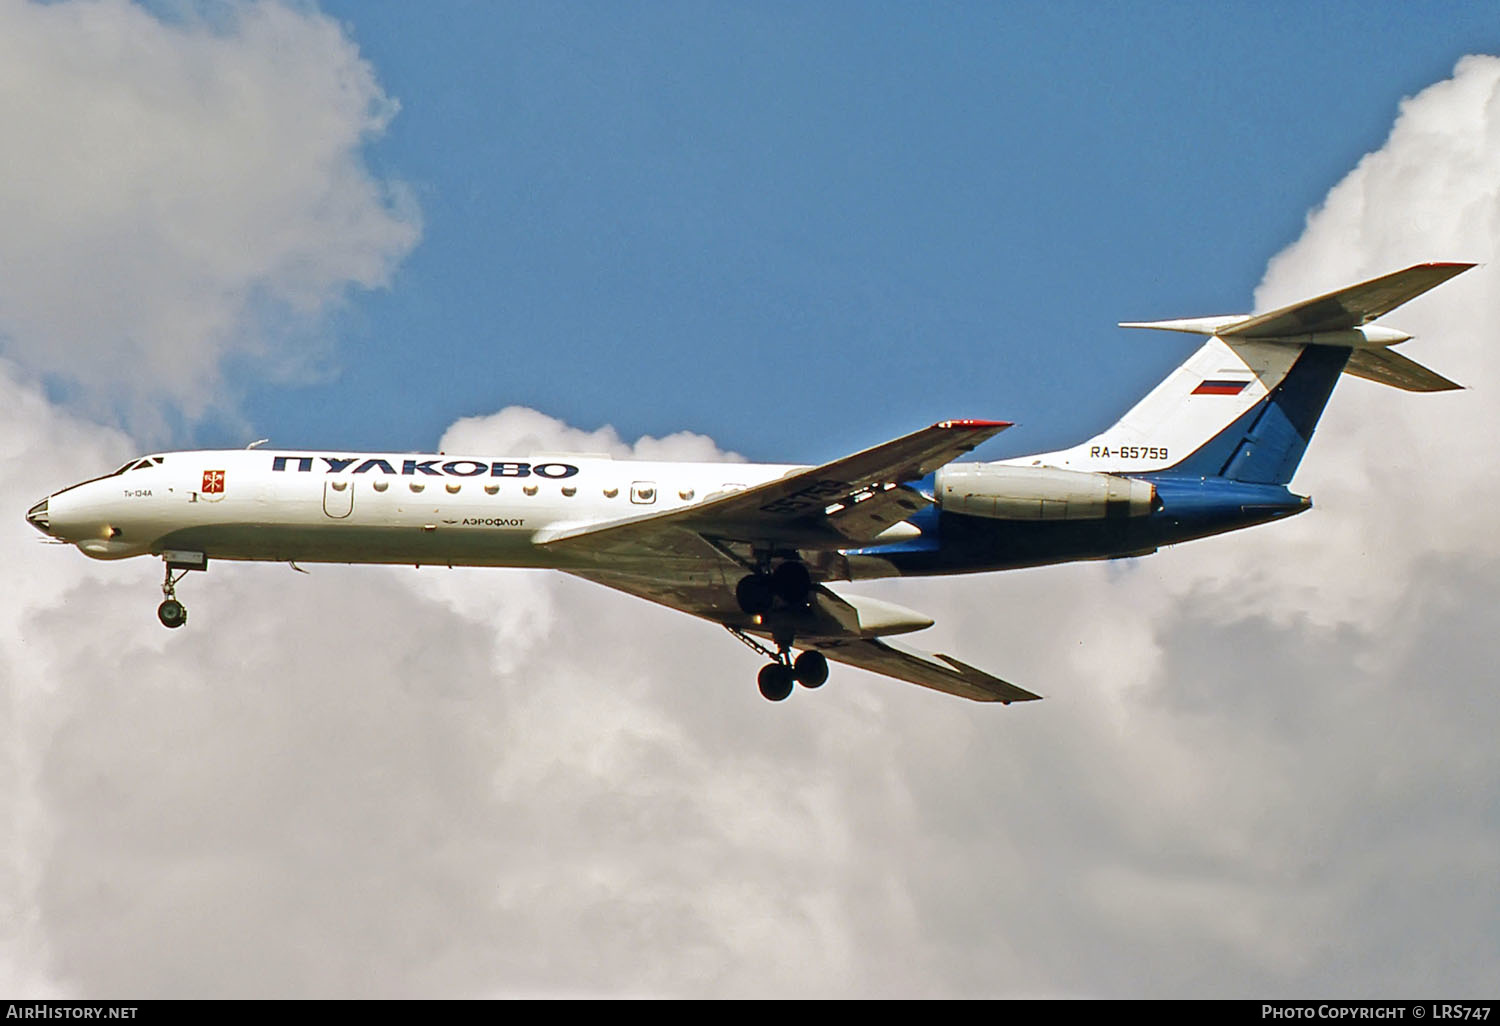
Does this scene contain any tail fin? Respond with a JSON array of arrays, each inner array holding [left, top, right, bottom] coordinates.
[[1022, 263, 1472, 486]]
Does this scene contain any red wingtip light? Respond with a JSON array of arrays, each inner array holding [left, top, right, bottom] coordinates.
[[937, 419, 1013, 430]]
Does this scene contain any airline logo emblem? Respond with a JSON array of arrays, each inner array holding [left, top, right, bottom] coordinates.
[[271, 455, 580, 479], [202, 470, 226, 494]]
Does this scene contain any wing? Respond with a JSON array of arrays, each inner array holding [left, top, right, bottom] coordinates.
[[806, 635, 1041, 704], [550, 419, 1029, 703], [536, 419, 1009, 558], [569, 569, 1040, 704]]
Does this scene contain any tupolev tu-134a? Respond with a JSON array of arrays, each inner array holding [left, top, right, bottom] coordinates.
[[26, 263, 1471, 703]]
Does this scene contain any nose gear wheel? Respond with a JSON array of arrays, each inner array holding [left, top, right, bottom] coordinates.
[[157, 598, 187, 628]]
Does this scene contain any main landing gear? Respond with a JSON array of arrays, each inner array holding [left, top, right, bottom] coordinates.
[[730, 559, 828, 701], [755, 649, 830, 701], [727, 626, 831, 703]]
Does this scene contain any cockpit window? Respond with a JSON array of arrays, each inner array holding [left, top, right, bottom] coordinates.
[[107, 455, 168, 477], [57, 455, 164, 496], [115, 456, 167, 474]]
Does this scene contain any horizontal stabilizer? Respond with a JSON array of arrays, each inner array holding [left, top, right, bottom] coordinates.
[[1117, 315, 1246, 336], [1223, 262, 1473, 338], [1117, 263, 1471, 394], [1344, 347, 1462, 392], [1120, 263, 1474, 340]]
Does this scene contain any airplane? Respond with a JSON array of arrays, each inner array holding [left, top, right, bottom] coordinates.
[[24, 262, 1472, 704]]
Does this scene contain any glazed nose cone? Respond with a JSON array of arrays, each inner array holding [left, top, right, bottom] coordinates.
[[26, 496, 51, 535]]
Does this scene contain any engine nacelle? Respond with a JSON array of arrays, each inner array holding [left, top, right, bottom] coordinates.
[[936, 463, 1157, 520]]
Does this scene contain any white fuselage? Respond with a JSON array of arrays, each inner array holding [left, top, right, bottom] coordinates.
[[40, 449, 806, 570]]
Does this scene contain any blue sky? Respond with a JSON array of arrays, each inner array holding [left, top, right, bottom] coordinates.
[[220, 1, 1497, 460]]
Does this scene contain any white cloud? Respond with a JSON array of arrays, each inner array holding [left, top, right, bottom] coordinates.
[[438, 406, 743, 464], [0, 0, 419, 435], [0, 359, 147, 997], [1211, 55, 1500, 625]]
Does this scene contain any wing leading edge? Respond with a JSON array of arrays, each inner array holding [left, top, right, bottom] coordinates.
[[536, 419, 1010, 555]]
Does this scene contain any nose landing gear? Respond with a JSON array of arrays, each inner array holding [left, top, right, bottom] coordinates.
[[158, 563, 189, 628], [155, 550, 206, 629]]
